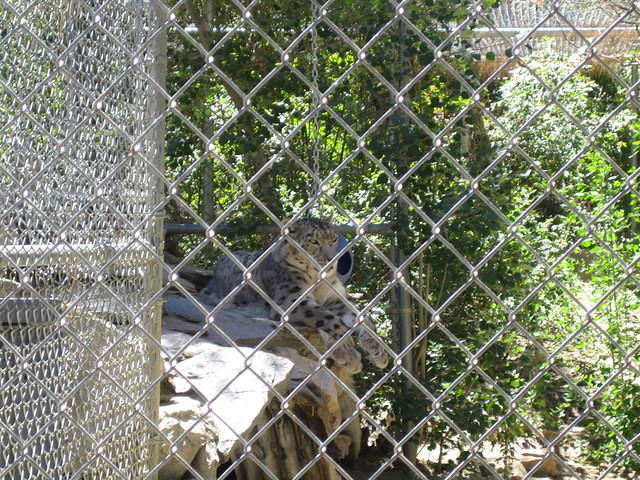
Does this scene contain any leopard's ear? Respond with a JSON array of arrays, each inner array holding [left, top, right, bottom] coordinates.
[[280, 217, 296, 234]]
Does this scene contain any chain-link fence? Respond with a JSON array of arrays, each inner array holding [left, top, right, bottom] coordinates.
[[0, 1, 164, 478], [1, 0, 639, 479]]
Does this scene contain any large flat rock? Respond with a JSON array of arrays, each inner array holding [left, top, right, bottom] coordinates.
[[158, 396, 219, 480], [161, 329, 294, 459], [163, 295, 330, 355], [163, 295, 276, 346]]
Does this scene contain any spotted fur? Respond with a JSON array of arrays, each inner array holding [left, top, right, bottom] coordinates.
[[201, 218, 388, 372]]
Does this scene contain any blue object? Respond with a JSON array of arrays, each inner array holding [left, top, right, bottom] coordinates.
[[336, 234, 353, 284]]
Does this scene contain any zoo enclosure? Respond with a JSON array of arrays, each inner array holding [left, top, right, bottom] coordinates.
[[1, 0, 640, 479]]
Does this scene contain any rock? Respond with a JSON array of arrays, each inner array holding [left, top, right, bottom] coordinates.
[[164, 294, 271, 322], [520, 448, 558, 476], [163, 295, 212, 323], [205, 311, 277, 347], [161, 329, 211, 362], [161, 329, 294, 459], [164, 256, 214, 290], [161, 287, 366, 480], [163, 315, 207, 335], [164, 295, 338, 355], [273, 347, 342, 438], [163, 295, 276, 346], [163, 270, 197, 293], [158, 396, 219, 480], [508, 460, 529, 480]]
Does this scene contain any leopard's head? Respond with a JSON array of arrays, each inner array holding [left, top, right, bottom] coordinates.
[[280, 217, 339, 273]]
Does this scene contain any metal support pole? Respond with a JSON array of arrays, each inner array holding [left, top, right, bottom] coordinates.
[[395, 15, 418, 475], [396, 232, 418, 475], [147, 2, 168, 478], [631, 62, 639, 234]]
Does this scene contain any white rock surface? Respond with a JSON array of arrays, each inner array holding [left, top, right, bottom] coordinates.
[[163, 295, 276, 346], [158, 396, 219, 480], [161, 329, 294, 459]]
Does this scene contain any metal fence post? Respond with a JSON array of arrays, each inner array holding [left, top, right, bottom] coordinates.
[[631, 61, 639, 234], [146, 2, 168, 478], [395, 15, 418, 475]]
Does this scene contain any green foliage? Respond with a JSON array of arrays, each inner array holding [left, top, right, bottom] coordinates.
[[488, 44, 640, 473], [490, 46, 632, 185]]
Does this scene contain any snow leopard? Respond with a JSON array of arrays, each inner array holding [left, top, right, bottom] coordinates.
[[200, 217, 388, 373]]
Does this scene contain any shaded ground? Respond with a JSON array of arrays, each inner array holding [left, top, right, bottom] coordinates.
[[346, 468, 415, 479]]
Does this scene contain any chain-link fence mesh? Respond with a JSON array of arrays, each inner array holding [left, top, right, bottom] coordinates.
[[1, 0, 640, 479], [472, 0, 640, 58], [0, 1, 163, 479]]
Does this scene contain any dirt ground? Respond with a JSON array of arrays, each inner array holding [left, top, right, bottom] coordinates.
[[346, 468, 416, 479]]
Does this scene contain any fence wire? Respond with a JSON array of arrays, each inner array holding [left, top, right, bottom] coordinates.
[[0, 1, 163, 479], [1, 1, 639, 480]]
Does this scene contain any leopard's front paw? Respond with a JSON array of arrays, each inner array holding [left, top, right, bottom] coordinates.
[[357, 320, 388, 369], [330, 337, 362, 374]]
